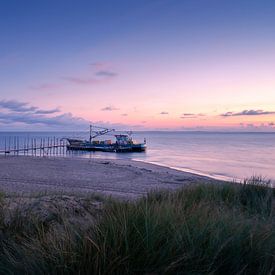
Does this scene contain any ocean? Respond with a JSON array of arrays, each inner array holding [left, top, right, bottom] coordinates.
[[0, 131, 274, 182]]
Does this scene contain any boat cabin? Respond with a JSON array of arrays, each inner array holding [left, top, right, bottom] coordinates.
[[115, 134, 133, 145]]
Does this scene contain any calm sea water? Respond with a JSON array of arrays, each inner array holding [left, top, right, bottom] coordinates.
[[0, 131, 274, 182]]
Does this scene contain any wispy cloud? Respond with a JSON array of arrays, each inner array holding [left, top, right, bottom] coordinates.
[[62, 76, 100, 85], [92, 61, 117, 79], [29, 83, 61, 90], [160, 111, 169, 115], [180, 113, 205, 119], [95, 70, 117, 77], [101, 105, 119, 111], [121, 113, 128, 116], [30, 62, 117, 89], [89, 62, 111, 70], [221, 109, 275, 117], [35, 108, 60, 114], [182, 113, 195, 116], [62, 71, 117, 85]]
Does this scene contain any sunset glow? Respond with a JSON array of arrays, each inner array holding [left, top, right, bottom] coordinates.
[[0, 0, 275, 131]]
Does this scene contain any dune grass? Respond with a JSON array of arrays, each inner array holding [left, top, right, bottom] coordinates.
[[0, 178, 274, 274]]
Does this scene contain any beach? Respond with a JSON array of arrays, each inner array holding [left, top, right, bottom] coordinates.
[[0, 157, 273, 274], [0, 156, 215, 199], [1, 131, 275, 182]]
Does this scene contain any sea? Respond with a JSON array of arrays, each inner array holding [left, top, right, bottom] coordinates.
[[0, 131, 274, 182]]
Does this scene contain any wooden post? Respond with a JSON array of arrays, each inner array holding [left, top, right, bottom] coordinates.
[[39, 138, 42, 157], [27, 137, 29, 156], [59, 139, 61, 155], [46, 137, 49, 156], [14, 137, 16, 155], [42, 138, 45, 156], [56, 138, 58, 155], [26, 138, 28, 154], [17, 136, 19, 155]]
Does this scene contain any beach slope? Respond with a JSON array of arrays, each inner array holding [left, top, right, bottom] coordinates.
[[0, 156, 215, 199]]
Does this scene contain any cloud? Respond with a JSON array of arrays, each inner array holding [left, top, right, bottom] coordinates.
[[0, 100, 60, 115], [182, 113, 195, 116], [29, 83, 61, 90], [62, 62, 118, 86], [0, 111, 87, 127], [160, 111, 169, 115], [239, 122, 275, 130], [0, 99, 87, 129], [29, 62, 117, 90], [101, 105, 119, 111], [180, 113, 205, 119], [62, 76, 100, 85], [95, 70, 117, 77], [221, 110, 275, 117], [35, 108, 60, 114], [121, 113, 128, 116], [62, 71, 116, 85], [89, 62, 110, 70], [0, 100, 37, 112], [0, 100, 147, 131]]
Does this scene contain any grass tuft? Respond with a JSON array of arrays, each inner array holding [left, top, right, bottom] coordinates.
[[0, 179, 274, 274]]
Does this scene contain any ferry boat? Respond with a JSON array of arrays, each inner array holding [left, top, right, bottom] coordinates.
[[66, 125, 146, 153]]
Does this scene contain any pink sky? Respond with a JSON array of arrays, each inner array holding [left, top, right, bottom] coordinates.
[[0, 0, 275, 131]]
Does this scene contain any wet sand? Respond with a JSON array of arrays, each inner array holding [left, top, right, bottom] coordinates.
[[0, 156, 217, 199]]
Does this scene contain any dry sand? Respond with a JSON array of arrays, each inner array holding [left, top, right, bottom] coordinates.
[[0, 156, 217, 199]]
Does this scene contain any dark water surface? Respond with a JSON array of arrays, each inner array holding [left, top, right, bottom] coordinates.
[[0, 131, 274, 181]]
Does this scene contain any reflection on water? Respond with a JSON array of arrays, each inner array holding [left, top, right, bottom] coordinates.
[[0, 131, 274, 181]]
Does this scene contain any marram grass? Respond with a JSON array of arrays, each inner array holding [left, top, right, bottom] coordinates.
[[0, 178, 274, 274]]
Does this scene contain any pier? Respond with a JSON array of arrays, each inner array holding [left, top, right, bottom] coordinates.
[[0, 137, 67, 156]]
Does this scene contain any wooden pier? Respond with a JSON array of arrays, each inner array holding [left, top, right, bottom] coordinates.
[[0, 137, 67, 156]]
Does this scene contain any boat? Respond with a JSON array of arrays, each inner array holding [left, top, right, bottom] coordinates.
[[66, 125, 146, 152]]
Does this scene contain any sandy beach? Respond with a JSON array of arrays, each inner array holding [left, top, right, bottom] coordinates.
[[0, 156, 216, 199]]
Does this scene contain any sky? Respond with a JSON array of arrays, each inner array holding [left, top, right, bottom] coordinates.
[[0, 0, 275, 131]]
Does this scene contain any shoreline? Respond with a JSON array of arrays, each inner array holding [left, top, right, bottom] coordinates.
[[132, 159, 237, 182], [0, 155, 220, 199]]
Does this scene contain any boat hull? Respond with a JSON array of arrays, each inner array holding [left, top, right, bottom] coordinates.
[[66, 139, 146, 153], [131, 143, 147, 152]]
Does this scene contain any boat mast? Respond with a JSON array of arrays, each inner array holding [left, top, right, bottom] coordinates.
[[89, 125, 115, 141]]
